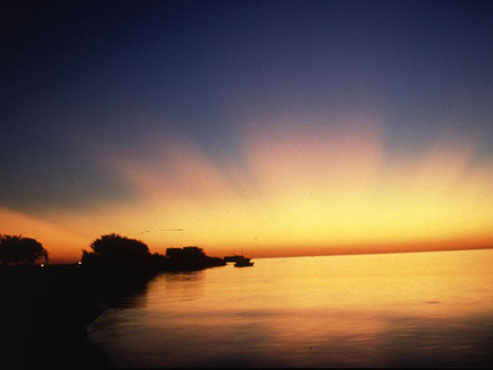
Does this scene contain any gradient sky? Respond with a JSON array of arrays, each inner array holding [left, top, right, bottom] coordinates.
[[2, 1, 493, 262]]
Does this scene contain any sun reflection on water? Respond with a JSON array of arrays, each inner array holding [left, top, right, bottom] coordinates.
[[89, 249, 493, 367]]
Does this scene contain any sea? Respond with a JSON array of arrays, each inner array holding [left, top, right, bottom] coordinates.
[[88, 249, 493, 368]]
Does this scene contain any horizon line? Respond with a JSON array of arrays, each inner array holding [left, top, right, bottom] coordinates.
[[45, 245, 493, 265]]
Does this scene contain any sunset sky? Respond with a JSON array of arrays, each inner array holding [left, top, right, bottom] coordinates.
[[2, 2, 493, 262]]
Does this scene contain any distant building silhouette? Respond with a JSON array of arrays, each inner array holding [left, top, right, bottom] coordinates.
[[166, 248, 182, 258], [165, 246, 224, 270], [166, 246, 205, 259]]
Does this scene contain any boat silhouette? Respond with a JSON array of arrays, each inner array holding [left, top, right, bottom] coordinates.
[[224, 254, 254, 267], [234, 256, 254, 267]]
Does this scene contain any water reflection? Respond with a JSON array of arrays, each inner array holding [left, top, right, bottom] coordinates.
[[89, 249, 493, 367], [101, 274, 156, 310]]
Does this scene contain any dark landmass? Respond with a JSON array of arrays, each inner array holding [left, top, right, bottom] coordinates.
[[3, 265, 112, 369], [3, 246, 228, 369]]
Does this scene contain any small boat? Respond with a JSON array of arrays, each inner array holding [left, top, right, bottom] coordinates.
[[234, 256, 254, 267], [224, 255, 243, 263]]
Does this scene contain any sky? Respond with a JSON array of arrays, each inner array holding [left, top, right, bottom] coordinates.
[[2, 1, 493, 262]]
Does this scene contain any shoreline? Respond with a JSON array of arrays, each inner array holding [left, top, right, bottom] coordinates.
[[4, 261, 227, 369], [2, 265, 112, 369]]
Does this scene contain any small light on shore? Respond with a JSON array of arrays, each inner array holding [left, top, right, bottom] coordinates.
[[40, 264, 45, 268], [78, 261, 82, 265]]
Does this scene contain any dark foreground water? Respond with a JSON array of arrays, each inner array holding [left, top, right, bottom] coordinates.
[[88, 249, 493, 367]]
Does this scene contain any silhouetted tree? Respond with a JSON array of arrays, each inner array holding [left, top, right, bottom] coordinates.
[[0, 234, 49, 265], [81, 234, 224, 273], [81, 233, 151, 266]]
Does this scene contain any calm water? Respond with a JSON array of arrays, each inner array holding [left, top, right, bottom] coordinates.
[[88, 249, 493, 367]]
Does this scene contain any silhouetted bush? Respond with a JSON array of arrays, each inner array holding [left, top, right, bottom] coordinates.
[[0, 234, 49, 265], [81, 234, 224, 274], [81, 233, 152, 268], [89, 233, 149, 257]]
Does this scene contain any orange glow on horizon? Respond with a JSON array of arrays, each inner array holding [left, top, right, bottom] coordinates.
[[0, 207, 87, 262], [5, 121, 493, 262]]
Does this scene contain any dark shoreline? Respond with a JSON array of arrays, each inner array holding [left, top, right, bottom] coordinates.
[[3, 265, 112, 369], [3, 259, 228, 369], [3, 265, 148, 369]]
